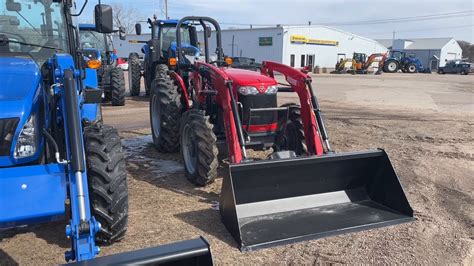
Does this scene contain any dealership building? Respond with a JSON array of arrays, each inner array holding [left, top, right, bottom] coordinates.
[[376, 38, 463, 70], [114, 25, 387, 69], [205, 25, 388, 68]]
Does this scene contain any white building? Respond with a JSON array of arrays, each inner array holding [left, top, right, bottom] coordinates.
[[204, 25, 388, 69], [376, 38, 463, 69]]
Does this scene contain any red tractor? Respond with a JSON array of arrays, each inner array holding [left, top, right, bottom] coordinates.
[[150, 17, 414, 251]]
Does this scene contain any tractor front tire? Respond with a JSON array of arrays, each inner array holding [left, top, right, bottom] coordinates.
[[150, 78, 181, 152], [110, 68, 126, 106], [275, 104, 307, 155], [128, 53, 141, 96], [155, 64, 169, 80], [84, 123, 128, 244], [180, 109, 219, 186], [406, 63, 417, 73]]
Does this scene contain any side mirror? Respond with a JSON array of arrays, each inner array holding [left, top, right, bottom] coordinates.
[[94, 4, 113, 34], [119, 26, 126, 40], [6, 0, 21, 12], [135, 23, 142, 35]]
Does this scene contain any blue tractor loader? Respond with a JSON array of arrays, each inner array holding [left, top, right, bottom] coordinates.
[[127, 16, 200, 97], [0, 0, 213, 264], [79, 24, 126, 106], [383, 50, 426, 73]]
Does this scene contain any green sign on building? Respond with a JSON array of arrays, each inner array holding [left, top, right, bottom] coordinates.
[[259, 37, 273, 46]]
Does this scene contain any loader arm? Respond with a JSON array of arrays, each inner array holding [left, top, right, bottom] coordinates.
[[261, 61, 324, 155]]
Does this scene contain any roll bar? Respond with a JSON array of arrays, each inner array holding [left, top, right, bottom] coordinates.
[[176, 16, 224, 65]]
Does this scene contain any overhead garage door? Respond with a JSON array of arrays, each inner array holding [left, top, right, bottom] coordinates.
[[446, 53, 458, 61]]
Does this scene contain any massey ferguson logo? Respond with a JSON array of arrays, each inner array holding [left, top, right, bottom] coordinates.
[[257, 85, 266, 93]]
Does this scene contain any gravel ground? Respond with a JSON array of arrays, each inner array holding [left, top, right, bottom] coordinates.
[[1, 73, 472, 265]]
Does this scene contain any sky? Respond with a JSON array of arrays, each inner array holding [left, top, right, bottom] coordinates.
[[79, 0, 473, 42]]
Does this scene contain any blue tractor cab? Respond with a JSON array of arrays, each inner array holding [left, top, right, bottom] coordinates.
[[127, 17, 200, 96], [383, 50, 427, 73], [79, 23, 126, 106], [0, 1, 213, 264]]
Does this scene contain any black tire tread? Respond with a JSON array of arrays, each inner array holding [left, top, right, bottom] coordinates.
[[180, 109, 219, 186], [128, 53, 141, 96], [276, 103, 307, 155], [150, 78, 181, 152], [110, 68, 126, 106], [84, 123, 128, 244]]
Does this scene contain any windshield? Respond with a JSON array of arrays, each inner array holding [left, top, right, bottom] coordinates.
[[160, 25, 191, 51], [0, 0, 68, 65], [80, 29, 112, 52]]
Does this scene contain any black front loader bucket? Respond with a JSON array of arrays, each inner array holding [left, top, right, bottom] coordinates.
[[71, 237, 213, 265], [220, 150, 413, 251]]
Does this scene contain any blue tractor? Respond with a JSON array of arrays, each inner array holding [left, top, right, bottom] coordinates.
[[0, 1, 214, 264], [128, 16, 200, 97], [79, 24, 126, 106], [383, 50, 426, 73]]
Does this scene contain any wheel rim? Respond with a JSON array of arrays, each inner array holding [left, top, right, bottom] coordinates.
[[151, 94, 161, 137], [409, 65, 416, 72], [182, 124, 197, 174], [388, 62, 397, 71]]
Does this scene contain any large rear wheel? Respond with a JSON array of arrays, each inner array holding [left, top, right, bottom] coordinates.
[[150, 78, 181, 152], [128, 53, 141, 96], [110, 67, 126, 106], [180, 109, 218, 186], [384, 60, 399, 73], [84, 123, 128, 244]]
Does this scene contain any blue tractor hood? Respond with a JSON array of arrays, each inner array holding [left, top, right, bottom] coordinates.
[[0, 56, 41, 119]]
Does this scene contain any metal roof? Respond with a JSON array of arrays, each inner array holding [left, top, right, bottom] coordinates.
[[376, 38, 454, 50]]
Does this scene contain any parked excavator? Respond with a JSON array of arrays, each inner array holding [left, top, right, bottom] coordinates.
[[350, 52, 387, 74], [149, 16, 414, 252]]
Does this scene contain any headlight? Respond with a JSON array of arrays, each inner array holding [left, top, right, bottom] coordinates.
[[14, 114, 37, 159], [265, 85, 278, 94], [238, 86, 259, 95]]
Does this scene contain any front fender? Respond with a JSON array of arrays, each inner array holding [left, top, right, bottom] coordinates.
[[81, 68, 101, 124]]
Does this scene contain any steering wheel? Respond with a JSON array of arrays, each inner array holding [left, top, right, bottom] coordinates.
[[1, 32, 35, 53]]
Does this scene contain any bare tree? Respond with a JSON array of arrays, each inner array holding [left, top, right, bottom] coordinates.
[[111, 3, 139, 34]]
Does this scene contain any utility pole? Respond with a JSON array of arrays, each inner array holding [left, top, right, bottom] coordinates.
[[165, 0, 168, 19]]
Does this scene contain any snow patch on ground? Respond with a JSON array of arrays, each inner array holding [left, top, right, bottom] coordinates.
[[122, 135, 183, 178]]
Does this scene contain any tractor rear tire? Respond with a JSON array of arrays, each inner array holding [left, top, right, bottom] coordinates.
[[128, 53, 141, 96], [275, 104, 307, 156], [150, 78, 181, 152], [180, 109, 218, 186], [384, 60, 399, 73], [84, 123, 128, 244], [110, 68, 126, 106], [406, 63, 417, 73]]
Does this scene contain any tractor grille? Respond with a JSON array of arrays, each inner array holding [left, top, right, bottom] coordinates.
[[0, 118, 19, 156], [239, 94, 278, 130]]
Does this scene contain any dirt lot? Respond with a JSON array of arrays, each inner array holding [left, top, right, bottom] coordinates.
[[1, 73, 473, 265]]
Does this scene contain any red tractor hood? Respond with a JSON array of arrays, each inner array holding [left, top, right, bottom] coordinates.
[[223, 68, 276, 87]]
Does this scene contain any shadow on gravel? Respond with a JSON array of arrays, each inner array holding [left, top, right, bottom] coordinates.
[[0, 249, 18, 266], [174, 209, 238, 248], [0, 221, 69, 249]]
